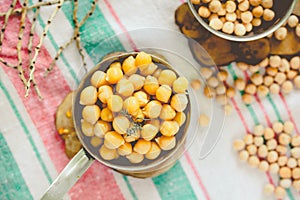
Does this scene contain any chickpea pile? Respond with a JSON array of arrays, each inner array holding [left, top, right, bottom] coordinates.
[[233, 121, 300, 198], [273, 14, 300, 41], [192, 0, 275, 36], [79, 52, 189, 164]]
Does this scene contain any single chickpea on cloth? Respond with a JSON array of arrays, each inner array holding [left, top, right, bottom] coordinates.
[[78, 52, 190, 164]]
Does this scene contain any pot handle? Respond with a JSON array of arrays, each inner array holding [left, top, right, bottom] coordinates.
[[41, 149, 94, 200]]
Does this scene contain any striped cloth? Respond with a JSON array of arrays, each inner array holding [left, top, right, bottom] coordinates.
[[0, 0, 300, 200]]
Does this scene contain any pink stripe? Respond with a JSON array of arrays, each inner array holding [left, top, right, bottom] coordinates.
[[231, 98, 251, 133], [0, 3, 124, 200], [180, 0, 185, 3], [279, 92, 300, 135], [184, 152, 211, 200], [103, 0, 138, 52], [101, 0, 211, 197]]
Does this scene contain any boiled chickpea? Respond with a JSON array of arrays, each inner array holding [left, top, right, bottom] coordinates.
[[141, 124, 159, 141], [144, 75, 159, 95], [200, 68, 213, 79], [158, 70, 177, 86], [133, 91, 149, 107], [80, 86, 97, 105], [160, 104, 176, 120], [106, 66, 123, 84], [134, 139, 151, 154], [160, 121, 180, 136], [81, 120, 94, 137], [112, 116, 130, 135], [99, 145, 118, 160], [173, 77, 189, 93], [174, 112, 186, 127], [100, 107, 113, 122], [104, 131, 125, 149], [126, 151, 144, 164], [156, 85, 172, 103], [128, 74, 145, 91], [116, 79, 134, 97], [239, 150, 249, 161], [155, 136, 176, 151], [135, 52, 152, 68], [98, 85, 113, 104], [143, 100, 162, 119], [122, 56, 137, 76], [82, 105, 101, 125], [190, 79, 201, 90], [94, 120, 111, 138], [107, 95, 123, 112], [216, 84, 227, 95], [263, 9, 275, 21], [140, 63, 158, 76], [199, 114, 210, 127], [234, 78, 246, 90], [90, 71, 107, 88], [124, 96, 140, 116], [171, 94, 188, 112], [118, 142, 132, 156], [145, 142, 161, 160]]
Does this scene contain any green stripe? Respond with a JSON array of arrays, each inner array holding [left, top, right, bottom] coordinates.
[[227, 64, 295, 200], [153, 162, 197, 200], [0, 81, 53, 184], [28, 0, 80, 84], [60, 1, 197, 199], [122, 176, 138, 200], [0, 132, 33, 200]]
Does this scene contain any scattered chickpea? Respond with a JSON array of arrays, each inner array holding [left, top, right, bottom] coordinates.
[[209, 18, 224, 31], [264, 127, 275, 140], [287, 15, 299, 28], [263, 184, 275, 195], [226, 87, 236, 98], [292, 135, 300, 147], [278, 156, 288, 166], [233, 139, 246, 151], [200, 68, 213, 79], [274, 27, 287, 41], [248, 65, 259, 73], [269, 83, 280, 94], [251, 73, 263, 86], [272, 121, 283, 133], [275, 186, 287, 198], [294, 76, 300, 89], [290, 56, 300, 70], [286, 70, 297, 80], [204, 86, 216, 98], [267, 150, 278, 163], [252, 6, 263, 18], [224, 104, 233, 115], [234, 78, 246, 90], [266, 67, 278, 76], [239, 150, 249, 161], [207, 76, 219, 88], [263, 76, 274, 87], [274, 72, 286, 85], [234, 23, 246, 36], [244, 134, 254, 145], [242, 93, 253, 104], [199, 114, 210, 127], [287, 158, 297, 169], [254, 136, 264, 146], [292, 168, 300, 179], [276, 145, 287, 155], [269, 163, 279, 174], [216, 94, 228, 105], [248, 155, 260, 168], [247, 144, 257, 155], [263, 9, 275, 21], [236, 62, 249, 71], [259, 160, 269, 172], [191, 79, 201, 90], [258, 145, 268, 158], [294, 180, 300, 191], [266, 138, 277, 150], [291, 147, 300, 159], [253, 124, 264, 136], [281, 80, 293, 94]]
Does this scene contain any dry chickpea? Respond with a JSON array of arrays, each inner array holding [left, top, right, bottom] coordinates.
[[200, 68, 213, 79], [274, 27, 287, 41], [80, 86, 97, 105], [274, 72, 286, 85], [107, 95, 123, 113], [173, 77, 189, 93], [251, 73, 263, 86], [144, 75, 159, 95], [225, 13, 237, 22], [241, 11, 253, 24], [281, 80, 293, 94], [216, 84, 227, 95], [238, 0, 250, 11], [294, 180, 300, 191], [258, 160, 269, 172], [292, 135, 300, 147], [253, 124, 264, 136], [259, 57, 269, 68], [209, 18, 224, 31], [234, 23, 246, 36], [216, 94, 227, 105], [239, 150, 249, 161], [236, 62, 249, 71], [279, 167, 292, 179], [140, 63, 158, 76], [249, 65, 260, 73], [160, 105, 176, 121], [269, 83, 280, 94], [81, 120, 94, 137], [267, 138, 277, 150], [248, 155, 260, 168], [252, 6, 263, 18], [263, 184, 275, 195], [263, 9, 275, 21], [234, 78, 246, 91], [209, 0, 222, 13], [199, 114, 210, 127], [174, 112, 186, 127], [257, 85, 269, 97], [288, 15, 299, 28], [269, 55, 281, 68], [118, 142, 132, 156], [296, 24, 300, 37], [247, 144, 257, 155], [276, 145, 287, 155], [294, 76, 300, 89], [292, 168, 300, 179], [269, 163, 279, 174], [245, 84, 257, 95], [263, 76, 274, 87], [272, 121, 283, 133], [225, 1, 236, 13], [126, 151, 144, 164], [112, 116, 130, 135], [141, 124, 158, 141], [252, 18, 262, 27], [278, 133, 291, 146], [278, 156, 288, 166], [262, 0, 273, 8], [242, 93, 253, 104], [152, 68, 162, 79], [104, 131, 125, 149], [287, 70, 297, 80], [156, 136, 176, 151], [90, 71, 107, 88], [198, 6, 211, 18], [124, 96, 140, 116], [156, 85, 172, 103], [279, 58, 290, 72], [267, 150, 278, 163], [100, 107, 113, 122], [99, 145, 118, 160], [145, 142, 161, 160], [217, 5, 226, 16], [202, 0, 212, 3], [244, 134, 254, 145], [244, 23, 253, 32], [226, 87, 236, 98], [133, 91, 149, 107], [266, 67, 278, 76], [171, 94, 188, 112], [254, 136, 264, 146], [290, 56, 300, 70], [209, 13, 219, 21], [190, 79, 201, 90], [233, 139, 246, 151], [222, 22, 234, 34], [264, 127, 275, 139], [287, 158, 297, 169], [291, 148, 300, 159], [280, 179, 292, 189], [143, 100, 162, 119], [160, 121, 180, 137], [258, 145, 268, 158], [98, 85, 113, 104], [94, 120, 111, 138], [122, 56, 137, 76], [158, 70, 177, 86]]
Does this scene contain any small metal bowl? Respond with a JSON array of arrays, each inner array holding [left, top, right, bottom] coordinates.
[[187, 0, 297, 42]]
